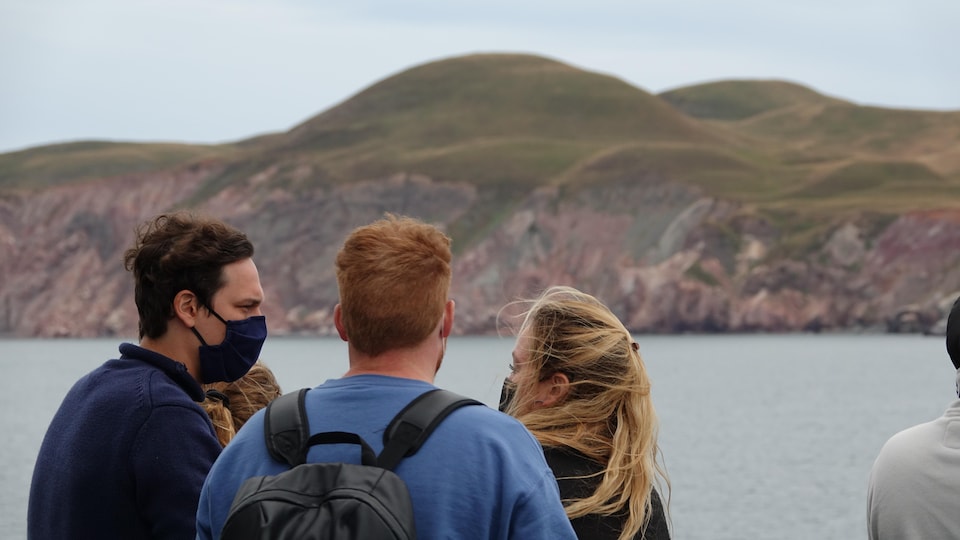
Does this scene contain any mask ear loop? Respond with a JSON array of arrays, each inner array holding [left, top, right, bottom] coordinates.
[[191, 327, 209, 346], [205, 389, 230, 410], [207, 309, 228, 325], [191, 301, 229, 346]]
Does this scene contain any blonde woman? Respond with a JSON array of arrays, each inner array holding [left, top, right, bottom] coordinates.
[[501, 286, 670, 540], [202, 361, 282, 447]]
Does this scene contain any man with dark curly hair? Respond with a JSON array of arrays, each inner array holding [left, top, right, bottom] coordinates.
[[28, 212, 267, 540]]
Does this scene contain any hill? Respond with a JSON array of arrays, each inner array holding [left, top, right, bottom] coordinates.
[[2, 53, 960, 337], [655, 79, 960, 237], [659, 79, 848, 120], [0, 141, 228, 190], [218, 54, 723, 190]]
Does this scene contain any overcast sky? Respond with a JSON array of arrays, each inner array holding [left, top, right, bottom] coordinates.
[[1, 0, 957, 154]]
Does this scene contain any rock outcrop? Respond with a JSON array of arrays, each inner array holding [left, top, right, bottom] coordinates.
[[3, 164, 960, 338]]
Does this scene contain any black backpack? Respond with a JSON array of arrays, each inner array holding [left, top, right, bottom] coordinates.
[[221, 388, 483, 540]]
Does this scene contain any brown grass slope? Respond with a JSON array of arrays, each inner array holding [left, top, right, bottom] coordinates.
[[0, 141, 229, 190], [221, 53, 727, 192], [658, 79, 960, 214], [659, 79, 849, 121]]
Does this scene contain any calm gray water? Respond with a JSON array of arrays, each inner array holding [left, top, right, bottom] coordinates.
[[2, 334, 954, 539]]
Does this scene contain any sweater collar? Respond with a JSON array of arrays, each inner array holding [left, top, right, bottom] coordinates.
[[118, 343, 205, 402]]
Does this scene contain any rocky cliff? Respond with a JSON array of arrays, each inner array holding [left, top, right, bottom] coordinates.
[[3, 162, 960, 338]]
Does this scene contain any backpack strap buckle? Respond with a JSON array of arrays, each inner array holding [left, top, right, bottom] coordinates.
[[264, 388, 310, 466]]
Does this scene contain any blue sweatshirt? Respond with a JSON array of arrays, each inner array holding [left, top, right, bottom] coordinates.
[[198, 375, 577, 539], [28, 343, 222, 539]]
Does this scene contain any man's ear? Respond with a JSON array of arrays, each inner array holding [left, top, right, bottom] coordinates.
[[441, 299, 455, 338], [173, 290, 200, 327], [334, 304, 348, 342], [538, 372, 571, 408]]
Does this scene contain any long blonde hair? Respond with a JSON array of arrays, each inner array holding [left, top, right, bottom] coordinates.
[[506, 286, 669, 540], [202, 362, 282, 447]]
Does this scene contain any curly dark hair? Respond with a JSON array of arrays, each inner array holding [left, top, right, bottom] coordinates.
[[123, 212, 254, 339]]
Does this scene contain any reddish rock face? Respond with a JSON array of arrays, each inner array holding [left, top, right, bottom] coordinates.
[[3, 166, 960, 338]]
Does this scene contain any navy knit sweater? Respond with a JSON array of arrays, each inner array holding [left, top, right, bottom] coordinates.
[[28, 343, 222, 539]]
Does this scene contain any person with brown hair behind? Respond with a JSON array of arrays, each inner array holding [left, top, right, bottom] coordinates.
[[28, 212, 267, 540], [500, 286, 671, 540], [202, 361, 282, 447]]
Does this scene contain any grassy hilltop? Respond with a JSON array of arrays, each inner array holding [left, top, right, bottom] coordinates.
[[3, 53, 959, 251]]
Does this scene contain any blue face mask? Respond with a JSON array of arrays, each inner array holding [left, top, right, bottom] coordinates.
[[191, 309, 267, 383]]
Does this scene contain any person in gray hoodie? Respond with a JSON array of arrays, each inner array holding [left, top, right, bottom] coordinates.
[[867, 295, 960, 540]]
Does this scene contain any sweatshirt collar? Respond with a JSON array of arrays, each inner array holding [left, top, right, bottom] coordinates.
[[118, 342, 205, 402]]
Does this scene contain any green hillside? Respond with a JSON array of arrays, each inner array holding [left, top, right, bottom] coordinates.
[[290, 54, 715, 146], [232, 54, 725, 189], [658, 80, 848, 121], [739, 104, 960, 159], [0, 141, 229, 190], [655, 79, 960, 217]]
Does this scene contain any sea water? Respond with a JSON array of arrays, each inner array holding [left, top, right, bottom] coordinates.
[[1, 334, 952, 539]]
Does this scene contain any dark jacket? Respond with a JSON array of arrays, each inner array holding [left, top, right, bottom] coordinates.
[[544, 446, 671, 540], [28, 343, 222, 539]]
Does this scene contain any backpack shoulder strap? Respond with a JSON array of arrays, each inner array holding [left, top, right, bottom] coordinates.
[[377, 389, 483, 470], [263, 388, 311, 466]]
